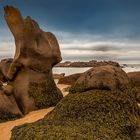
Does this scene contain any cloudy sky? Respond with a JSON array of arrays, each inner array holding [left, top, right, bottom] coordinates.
[[0, 0, 140, 64]]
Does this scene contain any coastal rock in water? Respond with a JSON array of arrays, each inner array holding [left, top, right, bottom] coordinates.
[[11, 89, 140, 139], [58, 73, 81, 85], [70, 65, 129, 93], [3, 6, 63, 114]]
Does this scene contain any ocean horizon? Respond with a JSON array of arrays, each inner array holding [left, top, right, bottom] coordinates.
[[53, 64, 140, 76]]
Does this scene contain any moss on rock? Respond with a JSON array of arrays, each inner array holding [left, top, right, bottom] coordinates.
[[130, 86, 140, 103], [11, 89, 140, 140], [0, 111, 21, 123], [28, 80, 63, 109]]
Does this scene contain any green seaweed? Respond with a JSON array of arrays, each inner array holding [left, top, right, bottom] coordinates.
[[11, 89, 140, 140], [28, 79, 63, 109], [130, 86, 140, 103], [0, 111, 21, 123], [69, 82, 88, 93]]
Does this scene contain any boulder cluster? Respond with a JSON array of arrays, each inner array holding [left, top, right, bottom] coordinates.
[[11, 64, 140, 140]]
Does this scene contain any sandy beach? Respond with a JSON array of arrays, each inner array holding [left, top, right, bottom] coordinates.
[[0, 82, 70, 140], [0, 108, 54, 140]]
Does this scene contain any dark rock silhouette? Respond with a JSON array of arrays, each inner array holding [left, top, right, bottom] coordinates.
[[0, 5, 63, 119], [70, 65, 129, 93]]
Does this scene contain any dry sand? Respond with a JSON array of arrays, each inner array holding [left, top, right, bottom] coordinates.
[[0, 81, 70, 140]]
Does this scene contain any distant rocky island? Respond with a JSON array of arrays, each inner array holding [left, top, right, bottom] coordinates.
[[55, 60, 120, 67]]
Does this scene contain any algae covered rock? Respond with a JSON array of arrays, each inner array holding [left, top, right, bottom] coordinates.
[[28, 80, 63, 109], [11, 89, 140, 140], [127, 72, 140, 103], [70, 65, 129, 93]]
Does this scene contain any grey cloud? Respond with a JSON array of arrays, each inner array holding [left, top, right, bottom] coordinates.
[[93, 45, 121, 52], [62, 45, 121, 52], [61, 44, 140, 52]]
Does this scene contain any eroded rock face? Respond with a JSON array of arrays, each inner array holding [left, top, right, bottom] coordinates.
[[0, 6, 63, 115], [0, 58, 13, 82], [70, 65, 130, 93], [4, 6, 62, 80], [0, 89, 22, 122]]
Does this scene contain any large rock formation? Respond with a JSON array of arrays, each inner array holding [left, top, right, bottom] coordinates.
[[0, 5, 63, 119], [70, 65, 130, 93]]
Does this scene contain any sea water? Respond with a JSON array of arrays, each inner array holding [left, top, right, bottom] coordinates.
[[53, 64, 140, 76]]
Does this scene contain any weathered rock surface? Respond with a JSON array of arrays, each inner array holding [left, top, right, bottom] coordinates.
[[53, 73, 65, 79], [11, 89, 140, 140], [127, 72, 140, 103], [127, 71, 140, 87], [0, 58, 12, 82], [0, 90, 22, 123], [58, 73, 81, 85], [0, 6, 63, 116], [70, 65, 129, 93]]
